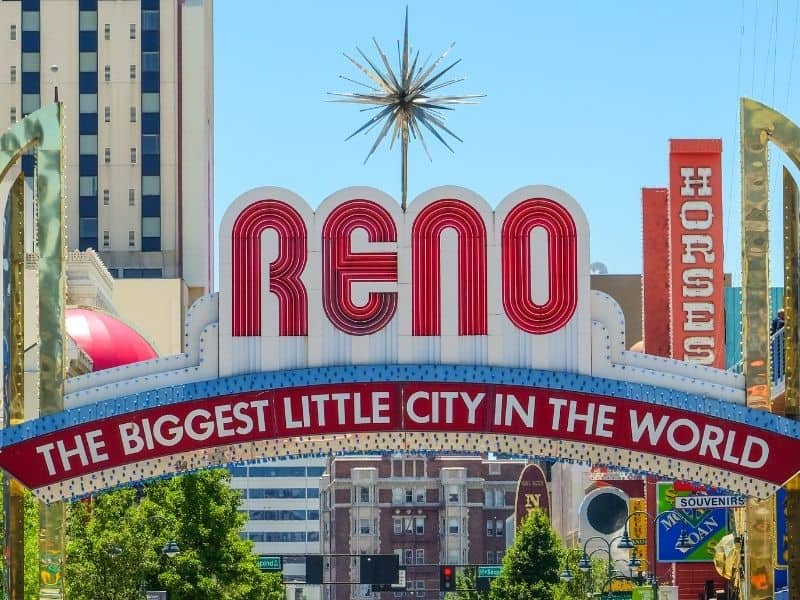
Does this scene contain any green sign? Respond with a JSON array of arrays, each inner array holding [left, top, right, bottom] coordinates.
[[656, 482, 728, 563], [477, 565, 502, 578], [631, 586, 654, 600], [258, 555, 282, 572]]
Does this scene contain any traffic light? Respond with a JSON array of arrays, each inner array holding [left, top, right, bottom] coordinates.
[[440, 565, 456, 592]]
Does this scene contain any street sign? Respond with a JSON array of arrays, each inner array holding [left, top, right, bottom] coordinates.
[[258, 555, 282, 572], [145, 593, 166, 600], [392, 567, 407, 589], [477, 565, 502, 578], [674, 495, 746, 509]]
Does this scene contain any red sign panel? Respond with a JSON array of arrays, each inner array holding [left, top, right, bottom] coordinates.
[[669, 140, 724, 367], [642, 187, 671, 357], [1, 383, 796, 491]]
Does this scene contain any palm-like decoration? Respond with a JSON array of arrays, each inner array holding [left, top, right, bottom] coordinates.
[[330, 8, 483, 210]]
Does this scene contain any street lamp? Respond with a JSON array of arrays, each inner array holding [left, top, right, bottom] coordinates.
[[146, 514, 181, 558], [617, 509, 691, 594]]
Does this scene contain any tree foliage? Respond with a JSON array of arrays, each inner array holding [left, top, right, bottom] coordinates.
[[65, 470, 285, 600], [0, 486, 42, 598], [552, 547, 609, 600], [489, 510, 562, 600]]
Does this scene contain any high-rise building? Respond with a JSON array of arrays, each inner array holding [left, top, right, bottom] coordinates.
[[321, 455, 529, 600], [229, 457, 327, 600], [0, 0, 214, 352]]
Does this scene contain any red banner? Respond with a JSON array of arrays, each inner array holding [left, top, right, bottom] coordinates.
[[1, 382, 797, 491], [669, 140, 724, 367]]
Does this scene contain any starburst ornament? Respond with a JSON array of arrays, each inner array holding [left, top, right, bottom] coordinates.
[[330, 8, 483, 210]]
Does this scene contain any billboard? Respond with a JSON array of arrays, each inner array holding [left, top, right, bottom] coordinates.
[[668, 140, 725, 368], [514, 464, 550, 526], [656, 482, 729, 562]]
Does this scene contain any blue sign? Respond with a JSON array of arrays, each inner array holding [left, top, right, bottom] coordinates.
[[656, 483, 728, 562], [777, 488, 787, 567]]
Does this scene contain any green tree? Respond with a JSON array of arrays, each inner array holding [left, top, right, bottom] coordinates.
[[65, 470, 285, 600], [0, 485, 42, 598], [553, 547, 609, 600], [489, 510, 562, 600]]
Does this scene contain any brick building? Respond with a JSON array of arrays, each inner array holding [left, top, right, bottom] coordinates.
[[320, 455, 532, 600]]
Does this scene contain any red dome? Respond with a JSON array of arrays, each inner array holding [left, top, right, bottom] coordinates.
[[66, 307, 158, 371]]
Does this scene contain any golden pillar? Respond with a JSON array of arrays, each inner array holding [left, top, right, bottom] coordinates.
[[3, 174, 26, 599], [0, 103, 65, 599], [740, 97, 800, 600]]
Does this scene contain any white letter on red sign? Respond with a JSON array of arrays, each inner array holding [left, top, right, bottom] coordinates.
[[502, 199, 577, 334], [322, 200, 398, 335], [231, 199, 308, 336], [412, 200, 487, 335]]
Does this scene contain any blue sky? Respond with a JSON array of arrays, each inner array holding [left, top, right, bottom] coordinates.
[[214, 1, 797, 286]]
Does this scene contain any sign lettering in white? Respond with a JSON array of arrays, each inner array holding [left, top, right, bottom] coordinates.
[[674, 495, 746, 510]]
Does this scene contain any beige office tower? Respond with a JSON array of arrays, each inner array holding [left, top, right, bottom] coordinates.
[[0, 0, 214, 355]]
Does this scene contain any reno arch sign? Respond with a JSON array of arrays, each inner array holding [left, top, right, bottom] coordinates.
[[2, 184, 800, 504], [218, 185, 588, 375]]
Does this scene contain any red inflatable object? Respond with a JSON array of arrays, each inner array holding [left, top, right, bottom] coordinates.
[[66, 307, 158, 371]]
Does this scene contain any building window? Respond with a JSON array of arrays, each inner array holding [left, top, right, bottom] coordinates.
[[404, 549, 413, 565], [486, 520, 494, 536], [487, 551, 496, 565], [130, 24, 136, 39], [142, 51, 159, 72], [416, 488, 426, 503], [128, 188, 135, 206], [10, 107, 16, 123], [358, 519, 371, 535], [79, 52, 97, 72], [104, 65, 110, 82], [128, 230, 135, 247], [103, 23, 110, 40], [21, 11, 39, 32], [104, 106, 110, 122], [130, 147, 137, 164], [102, 231, 109, 247], [21, 93, 39, 115], [130, 106, 136, 122], [10, 24, 16, 41], [79, 134, 97, 155], [10, 66, 16, 82], [142, 176, 159, 195], [130, 65, 136, 80], [141, 217, 160, 237], [103, 189, 109, 206], [495, 519, 504, 537], [357, 486, 371, 504], [142, 10, 159, 31], [489, 462, 501, 475], [405, 489, 413, 504], [79, 93, 97, 113], [393, 518, 403, 535], [141, 92, 159, 112], [415, 549, 424, 565], [21, 52, 39, 72], [79, 176, 98, 197], [79, 11, 97, 32], [104, 147, 110, 164], [446, 486, 460, 504], [447, 518, 459, 535]]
